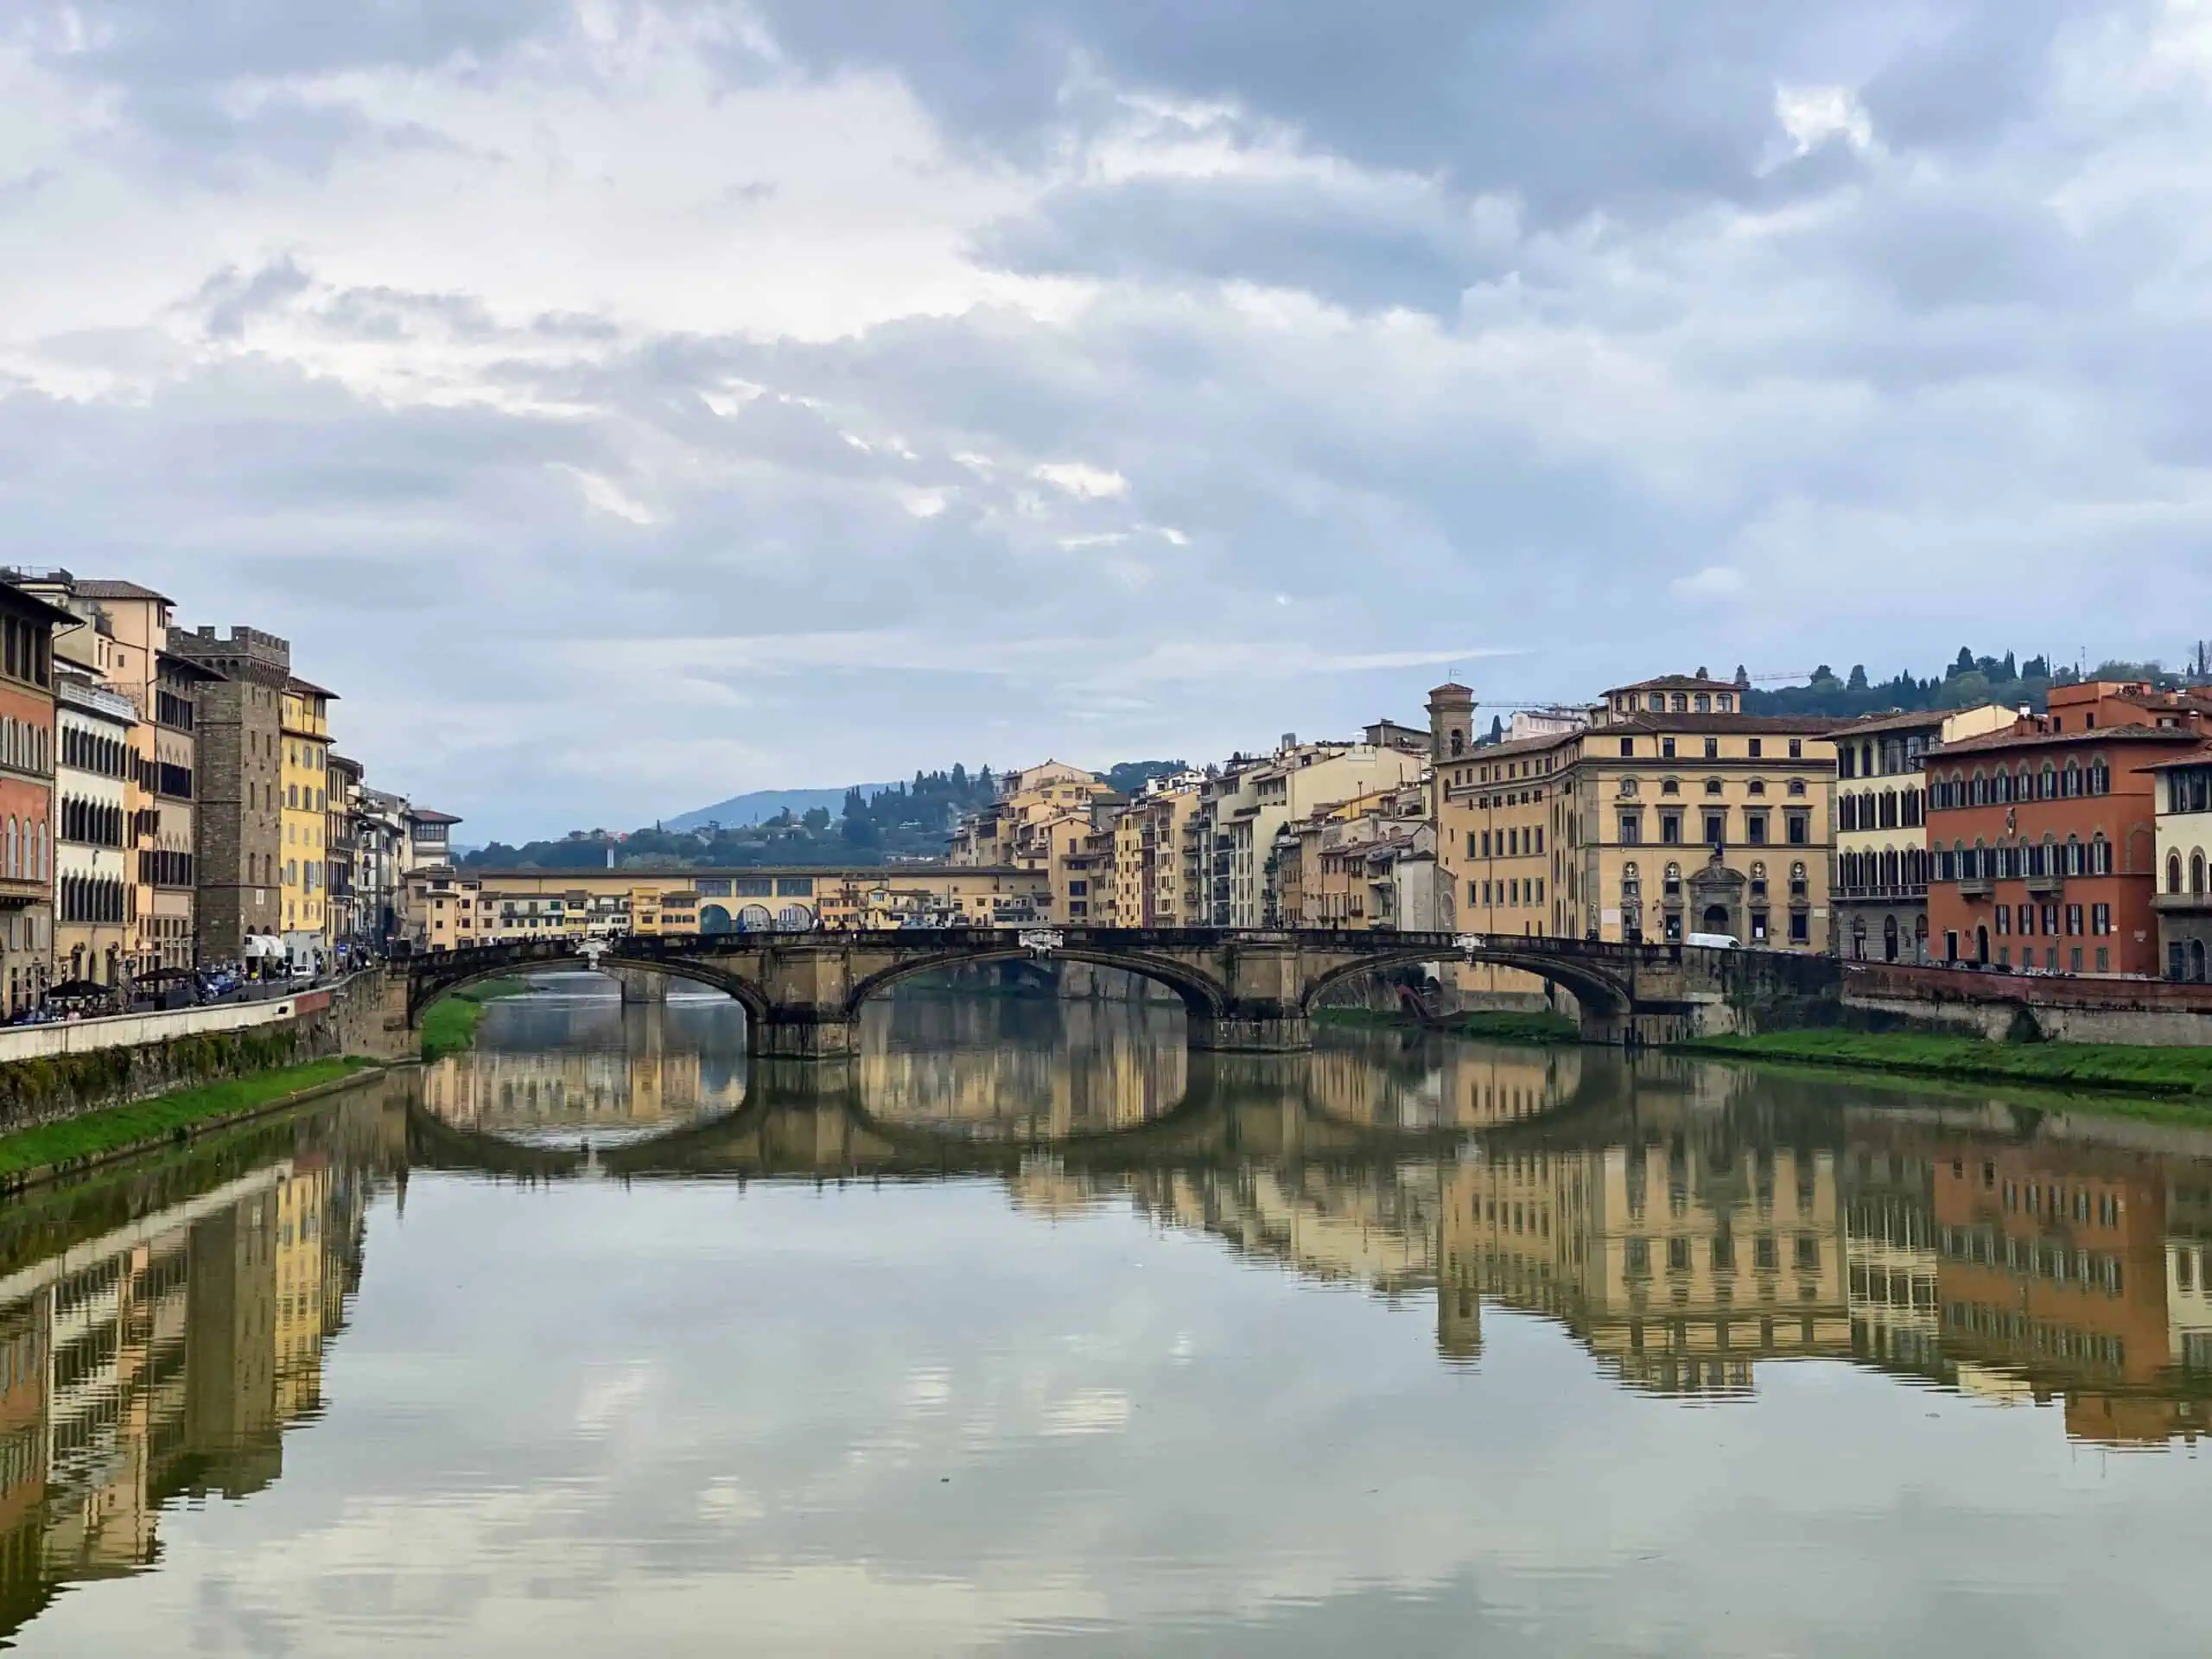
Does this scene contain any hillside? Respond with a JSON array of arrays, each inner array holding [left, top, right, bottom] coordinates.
[[664, 785, 891, 834]]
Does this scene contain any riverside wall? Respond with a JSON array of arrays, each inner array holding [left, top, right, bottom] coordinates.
[[1842, 963, 2212, 1046], [0, 972, 397, 1136]]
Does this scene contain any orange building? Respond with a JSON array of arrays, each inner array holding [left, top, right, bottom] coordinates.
[[1923, 682, 2212, 974], [0, 584, 67, 1014]]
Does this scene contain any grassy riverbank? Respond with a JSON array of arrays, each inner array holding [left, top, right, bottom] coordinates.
[[1314, 1007, 1580, 1045], [420, 977, 535, 1062], [1681, 1030, 2212, 1102], [0, 1057, 377, 1179]]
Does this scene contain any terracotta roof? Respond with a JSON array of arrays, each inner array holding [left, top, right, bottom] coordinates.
[[1606, 673, 1741, 694], [285, 675, 341, 699], [1461, 730, 1575, 762], [1821, 709, 1953, 741], [1933, 724, 2204, 760], [405, 807, 464, 824], [1608, 712, 1838, 736], [2138, 746, 2212, 772], [73, 578, 174, 603]]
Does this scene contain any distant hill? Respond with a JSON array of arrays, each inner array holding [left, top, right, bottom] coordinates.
[[664, 785, 892, 834]]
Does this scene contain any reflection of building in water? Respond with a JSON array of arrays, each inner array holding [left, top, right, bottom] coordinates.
[[0, 1159, 368, 1636], [2169, 1172, 2212, 1381], [1931, 1141, 2192, 1445], [1842, 1132, 1942, 1379], [862, 999, 1187, 1139], [1133, 1166, 1445, 1302], [1832, 1119, 2212, 1446], [1440, 1150, 1591, 1361], [1579, 1135, 1847, 1395], [423, 1002, 743, 1136], [1305, 1039, 1590, 1132]]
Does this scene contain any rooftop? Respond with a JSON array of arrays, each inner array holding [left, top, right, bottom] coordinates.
[[1821, 709, 1951, 741], [71, 578, 175, 604], [1933, 724, 2206, 760]]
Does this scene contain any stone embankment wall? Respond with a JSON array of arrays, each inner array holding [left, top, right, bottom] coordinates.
[[0, 971, 396, 1136], [1841, 963, 2212, 1046]]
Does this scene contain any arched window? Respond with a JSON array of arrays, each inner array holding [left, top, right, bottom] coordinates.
[[2065, 835, 2083, 876], [2091, 835, 2110, 876], [2090, 760, 2110, 796], [2172, 853, 2188, 894], [2064, 761, 2082, 798], [2195, 852, 2208, 896]]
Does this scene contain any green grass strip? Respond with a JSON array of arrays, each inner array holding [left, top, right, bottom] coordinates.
[[1678, 1030, 2212, 1099], [419, 976, 536, 1062], [0, 1057, 376, 1178]]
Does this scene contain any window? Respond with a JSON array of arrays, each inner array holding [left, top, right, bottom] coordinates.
[[1745, 813, 1769, 846], [1661, 813, 1681, 845], [1789, 911, 1809, 944], [1704, 737, 1719, 760], [1620, 738, 1635, 758], [1704, 778, 1723, 796], [1748, 739, 1764, 760], [1788, 739, 1803, 759], [1618, 812, 1643, 846], [2091, 903, 2111, 935], [1786, 812, 1810, 846], [2066, 904, 2084, 936], [1661, 737, 1676, 759], [1704, 811, 1726, 846]]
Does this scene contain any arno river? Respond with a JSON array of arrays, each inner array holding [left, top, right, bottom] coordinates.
[[0, 974, 2207, 1655]]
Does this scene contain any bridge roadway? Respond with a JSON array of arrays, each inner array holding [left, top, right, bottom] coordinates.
[[399, 926, 1840, 1056]]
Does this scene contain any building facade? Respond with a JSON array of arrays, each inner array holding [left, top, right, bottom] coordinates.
[[0, 583, 67, 1014], [1827, 703, 2014, 963], [1433, 673, 1838, 951], [2151, 748, 2212, 981], [279, 679, 336, 967], [1923, 683, 2209, 974], [326, 754, 364, 955], [53, 673, 134, 986], [171, 626, 289, 963]]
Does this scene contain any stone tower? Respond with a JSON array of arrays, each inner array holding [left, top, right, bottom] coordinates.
[[1426, 682, 1477, 763]]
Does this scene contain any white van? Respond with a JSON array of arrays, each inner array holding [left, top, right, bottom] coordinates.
[[1687, 931, 1740, 950]]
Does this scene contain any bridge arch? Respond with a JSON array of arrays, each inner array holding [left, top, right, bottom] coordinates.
[[841, 945, 1228, 1021], [1297, 942, 1633, 1025]]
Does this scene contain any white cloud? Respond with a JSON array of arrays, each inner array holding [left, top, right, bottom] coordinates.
[[1033, 460, 1131, 499]]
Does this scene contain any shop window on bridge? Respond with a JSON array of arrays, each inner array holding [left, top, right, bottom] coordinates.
[[776, 876, 814, 898], [696, 879, 732, 897], [734, 877, 773, 897]]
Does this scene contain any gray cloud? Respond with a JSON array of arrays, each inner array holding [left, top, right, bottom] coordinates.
[[0, 2, 2207, 836]]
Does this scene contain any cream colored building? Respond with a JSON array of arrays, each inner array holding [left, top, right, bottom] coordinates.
[[2152, 747, 2212, 981], [1192, 739, 1428, 927], [1433, 672, 1840, 950]]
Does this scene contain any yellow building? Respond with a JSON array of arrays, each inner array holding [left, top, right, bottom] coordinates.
[[1433, 671, 1839, 952], [1109, 775, 1206, 927], [279, 678, 337, 961]]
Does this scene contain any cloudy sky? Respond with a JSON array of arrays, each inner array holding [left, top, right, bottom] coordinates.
[[4, 2, 2209, 839]]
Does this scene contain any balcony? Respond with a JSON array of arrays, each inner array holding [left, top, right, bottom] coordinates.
[[1956, 875, 1993, 899], [2024, 870, 2064, 896]]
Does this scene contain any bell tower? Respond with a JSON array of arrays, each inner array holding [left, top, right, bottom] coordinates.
[[1426, 682, 1476, 763]]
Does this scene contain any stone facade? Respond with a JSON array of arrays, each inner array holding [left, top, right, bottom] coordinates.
[[172, 626, 289, 963]]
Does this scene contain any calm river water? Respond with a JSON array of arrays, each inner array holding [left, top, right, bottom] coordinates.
[[1, 972, 2209, 1655]]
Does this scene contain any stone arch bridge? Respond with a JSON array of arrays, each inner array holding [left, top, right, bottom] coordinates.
[[397, 927, 1839, 1057]]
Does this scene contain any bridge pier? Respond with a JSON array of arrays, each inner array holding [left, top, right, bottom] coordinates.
[[609, 966, 668, 1005], [752, 1012, 858, 1061], [1188, 1008, 1312, 1054]]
